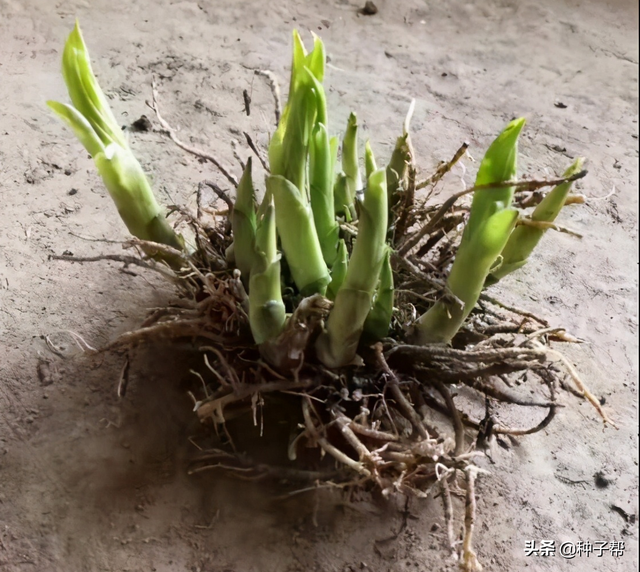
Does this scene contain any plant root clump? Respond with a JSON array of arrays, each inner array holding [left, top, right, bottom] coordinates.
[[70, 158, 610, 569], [114, 255, 570, 494], [46, 29, 613, 570], [50, 127, 613, 572]]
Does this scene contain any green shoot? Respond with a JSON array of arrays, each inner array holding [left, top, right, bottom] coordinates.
[[486, 157, 585, 285], [413, 119, 525, 344], [47, 21, 182, 252], [316, 168, 388, 367]]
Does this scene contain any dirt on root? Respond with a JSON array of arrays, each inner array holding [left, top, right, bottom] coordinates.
[[0, 0, 638, 571]]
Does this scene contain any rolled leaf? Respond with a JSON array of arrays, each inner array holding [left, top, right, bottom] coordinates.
[[249, 199, 286, 344], [269, 32, 324, 198], [94, 144, 182, 249], [316, 168, 388, 367], [363, 247, 394, 341], [275, 80, 317, 196], [341, 112, 361, 214], [267, 175, 330, 296], [333, 172, 354, 220], [365, 140, 377, 180], [269, 31, 308, 192], [48, 21, 182, 253], [329, 136, 339, 176], [60, 21, 127, 149], [47, 101, 104, 158], [464, 118, 525, 239], [414, 209, 518, 344], [306, 68, 339, 266], [326, 239, 348, 301], [486, 157, 585, 285], [289, 30, 308, 93], [309, 123, 340, 267], [231, 158, 258, 281], [414, 119, 525, 344], [305, 33, 326, 83]]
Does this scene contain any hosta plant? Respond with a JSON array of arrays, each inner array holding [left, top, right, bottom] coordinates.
[[49, 23, 611, 570]]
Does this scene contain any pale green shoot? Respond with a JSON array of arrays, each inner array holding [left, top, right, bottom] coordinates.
[[47, 22, 181, 251]]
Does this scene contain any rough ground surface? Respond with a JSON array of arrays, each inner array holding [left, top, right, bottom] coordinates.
[[0, 0, 637, 570]]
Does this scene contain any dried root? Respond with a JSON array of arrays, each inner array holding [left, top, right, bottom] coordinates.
[[461, 465, 486, 572], [95, 217, 610, 495]]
